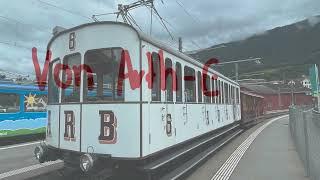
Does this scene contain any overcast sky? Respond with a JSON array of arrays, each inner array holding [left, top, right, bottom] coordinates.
[[0, 0, 320, 74]]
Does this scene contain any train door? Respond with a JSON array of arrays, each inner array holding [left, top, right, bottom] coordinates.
[[46, 58, 61, 148], [59, 53, 82, 152]]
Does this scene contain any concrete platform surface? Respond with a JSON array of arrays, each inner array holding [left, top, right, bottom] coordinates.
[[230, 117, 309, 180]]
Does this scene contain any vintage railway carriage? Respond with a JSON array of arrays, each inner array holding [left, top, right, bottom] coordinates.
[[35, 21, 241, 172], [240, 90, 264, 124]]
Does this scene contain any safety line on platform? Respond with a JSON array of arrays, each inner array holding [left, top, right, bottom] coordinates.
[[211, 115, 288, 180], [0, 160, 62, 179], [0, 141, 41, 151]]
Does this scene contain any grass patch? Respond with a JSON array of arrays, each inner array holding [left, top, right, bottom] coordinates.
[[0, 127, 46, 138]]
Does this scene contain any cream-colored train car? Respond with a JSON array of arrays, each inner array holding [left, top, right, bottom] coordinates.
[[34, 21, 241, 173]]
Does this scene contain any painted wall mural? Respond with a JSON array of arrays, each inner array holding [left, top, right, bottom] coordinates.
[[0, 87, 47, 138]]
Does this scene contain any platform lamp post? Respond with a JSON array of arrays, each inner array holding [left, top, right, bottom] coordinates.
[[288, 80, 295, 106], [218, 57, 262, 82]]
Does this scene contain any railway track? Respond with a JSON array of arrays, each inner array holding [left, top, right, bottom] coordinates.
[[24, 123, 242, 180]]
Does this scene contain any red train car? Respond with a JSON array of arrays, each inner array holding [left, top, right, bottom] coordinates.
[[240, 90, 264, 124]]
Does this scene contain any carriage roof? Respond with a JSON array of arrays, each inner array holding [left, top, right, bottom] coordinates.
[[240, 90, 264, 99], [48, 21, 239, 86]]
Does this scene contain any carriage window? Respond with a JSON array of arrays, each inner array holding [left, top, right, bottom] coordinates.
[[231, 86, 235, 104], [176, 62, 182, 102], [152, 52, 161, 102], [61, 53, 81, 103], [83, 48, 124, 102], [48, 59, 60, 104], [217, 80, 220, 104], [224, 82, 227, 104], [230, 86, 233, 104], [184, 66, 196, 102], [203, 73, 211, 103], [221, 81, 224, 104], [224, 83, 228, 104], [165, 58, 173, 102], [229, 85, 232, 104], [211, 77, 215, 104], [0, 93, 19, 113], [24, 94, 47, 112], [227, 84, 229, 104], [197, 71, 202, 103], [236, 88, 240, 104]]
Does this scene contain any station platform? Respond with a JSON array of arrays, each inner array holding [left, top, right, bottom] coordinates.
[[187, 115, 309, 180]]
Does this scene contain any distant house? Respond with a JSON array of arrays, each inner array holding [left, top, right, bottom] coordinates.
[[287, 76, 311, 89], [301, 77, 311, 89]]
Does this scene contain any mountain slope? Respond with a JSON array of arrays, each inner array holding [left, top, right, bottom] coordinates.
[[190, 15, 320, 80]]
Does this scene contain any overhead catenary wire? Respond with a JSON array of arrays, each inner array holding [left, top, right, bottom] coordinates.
[[154, 0, 202, 49], [150, 8, 202, 50], [91, 0, 177, 45], [91, 0, 197, 50], [0, 15, 51, 33], [150, 5, 153, 35], [174, 0, 201, 24], [126, 11, 143, 31], [150, 5, 174, 40], [0, 41, 46, 53], [37, 0, 92, 21], [147, 11, 198, 51]]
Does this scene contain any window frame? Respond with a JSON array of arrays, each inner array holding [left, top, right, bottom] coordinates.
[[165, 58, 173, 102], [224, 82, 228, 104], [175, 62, 182, 103], [61, 52, 82, 103], [197, 71, 202, 103], [151, 52, 161, 102], [48, 58, 61, 104], [203, 72, 211, 103], [211, 76, 215, 104], [221, 81, 225, 104], [217, 79, 220, 104], [83, 47, 125, 103], [184, 65, 196, 103]]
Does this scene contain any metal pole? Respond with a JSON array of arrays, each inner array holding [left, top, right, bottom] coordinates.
[[291, 85, 293, 106], [291, 84, 294, 106], [235, 63, 239, 82], [317, 95, 320, 111], [288, 80, 295, 106], [278, 87, 281, 107], [178, 37, 182, 52]]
